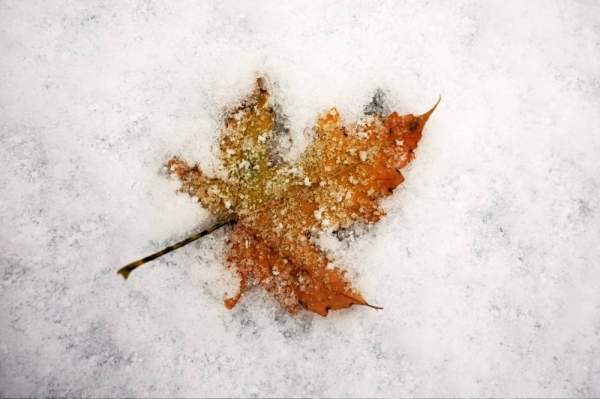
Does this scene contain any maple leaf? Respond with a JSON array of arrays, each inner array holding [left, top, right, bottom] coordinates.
[[119, 77, 437, 317]]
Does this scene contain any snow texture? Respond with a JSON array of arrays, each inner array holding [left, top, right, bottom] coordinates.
[[1, 0, 600, 397]]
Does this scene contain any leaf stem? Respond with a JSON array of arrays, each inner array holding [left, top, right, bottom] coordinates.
[[117, 219, 234, 280]]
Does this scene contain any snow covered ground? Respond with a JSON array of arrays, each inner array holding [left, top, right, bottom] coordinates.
[[1, 0, 599, 396]]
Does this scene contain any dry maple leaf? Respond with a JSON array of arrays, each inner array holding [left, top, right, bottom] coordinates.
[[119, 77, 437, 317]]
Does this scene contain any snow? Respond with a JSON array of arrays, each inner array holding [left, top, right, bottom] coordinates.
[[1, 0, 600, 396]]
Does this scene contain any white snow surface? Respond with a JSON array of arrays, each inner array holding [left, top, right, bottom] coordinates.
[[1, 0, 600, 397]]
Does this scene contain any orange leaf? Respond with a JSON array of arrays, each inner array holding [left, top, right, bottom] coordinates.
[[168, 77, 436, 316]]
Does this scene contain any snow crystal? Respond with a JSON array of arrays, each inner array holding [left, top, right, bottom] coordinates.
[[358, 150, 368, 162]]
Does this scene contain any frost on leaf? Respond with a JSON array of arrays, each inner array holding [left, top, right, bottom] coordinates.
[[168, 77, 437, 316]]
